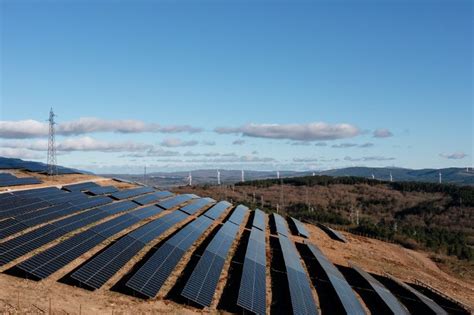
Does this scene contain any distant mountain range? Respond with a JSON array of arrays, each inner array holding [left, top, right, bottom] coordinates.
[[103, 167, 474, 187]]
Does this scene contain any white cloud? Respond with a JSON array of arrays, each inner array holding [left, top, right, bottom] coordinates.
[[332, 142, 374, 148], [344, 156, 395, 162], [215, 122, 360, 141], [0, 148, 44, 160], [232, 139, 245, 145], [202, 141, 216, 146], [290, 141, 312, 146], [373, 128, 393, 138], [0, 117, 203, 139], [314, 142, 327, 147], [293, 158, 318, 162], [160, 138, 199, 147], [58, 137, 152, 152], [439, 152, 467, 160]]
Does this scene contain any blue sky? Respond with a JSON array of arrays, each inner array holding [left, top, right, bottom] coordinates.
[[0, 0, 472, 173]]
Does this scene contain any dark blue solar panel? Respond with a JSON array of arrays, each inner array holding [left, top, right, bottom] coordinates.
[[290, 217, 310, 238], [110, 187, 155, 200], [0, 224, 66, 266], [0, 219, 27, 239], [389, 275, 448, 315], [181, 220, 242, 306], [15, 230, 105, 279], [237, 227, 266, 315], [87, 185, 118, 195], [0, 173, 42, 187], [203, 201, 232, 220], [125, 216, 214, 297], [179, 197, 215, 215], [15, 206, 163, 280], [252, 209, 266, 231], [156, 194, 198, 210], [70, 211, 189, 289], [350, 263, 409, 315], [317, 223, 347, 243], [279, 236, 318, 315], [98, 201, 138, 215], [127, 210, 188, 243], [129, 205, 163, 220], [306, 242, 365, 314], [62, 182, 100, 192], [132, 191, 172, 206], [51, 209, 110, 233], [228, 205, 249, 226], [273, 213, 289, 237]]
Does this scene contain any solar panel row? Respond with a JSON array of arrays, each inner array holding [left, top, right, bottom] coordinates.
[[70, 210, 189, 289], [110, 187, 155, 200], [180, 197, 215, 215], [388, 275, 448, 315], [273, 213, 289, 237], [279, 236, 318, 315], [305, 242, 366, 315], [126, 215, 214, 298], [62, 182, 100, 192], [252, 209, 266, 231], [0, 196, 112, 239], [203, 201, 232, 220], [290, 217, 310, 238], [157, 194, 198, 210], [237, 227, 266, 315], [317, 223, 347, 243], [15, 206, 163, 279], [350, 263, 409, 315], [228, 205, 249, 226], [0, 199, 126, 266], [0, 157, 88, 175], [87, 185, 118, 195], [0, 173, 42, 187], [132, 191, 173, 206], [181, 220, 242, 307]]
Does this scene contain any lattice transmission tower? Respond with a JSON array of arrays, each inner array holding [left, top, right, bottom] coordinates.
[[47, 107, 58, 176]]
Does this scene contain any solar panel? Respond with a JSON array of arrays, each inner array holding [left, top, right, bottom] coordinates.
[[62, 182, 100, 192], [0, 219, 28, 239], [290, 217, 310, 238], [273, 213, 289, 237], [350, 263, 409, 315], [0, 173, 42, 187], [306, 242, 365, 314], [110, 187, 155, 200], [132, 191, 172, 206], [125, 216, 214, 298], [97, 201, 138, 215], [179, 197, 215, 215], [279, 236, 318, 315], [70, 211, 189, 289], [317, 223, 347, 243], [228, 205, 249, 226], [156, 194, 198, 210], [0, 199, 52, 219], [15, 206, 162, 280], [181, 220, 242, 307], [388, 275, 448, 315], [87, 185, 118, 195], [0, 224, 67, 266], [203, 201, 232, 220], [129, 205, 163, 220], [252, 209, 266, 231], [237, 227, 266, 315]]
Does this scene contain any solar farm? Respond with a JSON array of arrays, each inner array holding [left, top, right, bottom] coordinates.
[[0, 175, 472, 314]]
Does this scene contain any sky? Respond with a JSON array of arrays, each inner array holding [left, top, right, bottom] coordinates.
[[0, 0, 472, 173]]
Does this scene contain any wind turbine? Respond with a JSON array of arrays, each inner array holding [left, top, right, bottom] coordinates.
[[371, 173, 375, 180], [390, 172, 393, 182], [188, 172, 192, 186], [217, 170, 221, 185], [277, 170, 280, 179], [241, 169, 245, 183], [439, 172, 442, 184]]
